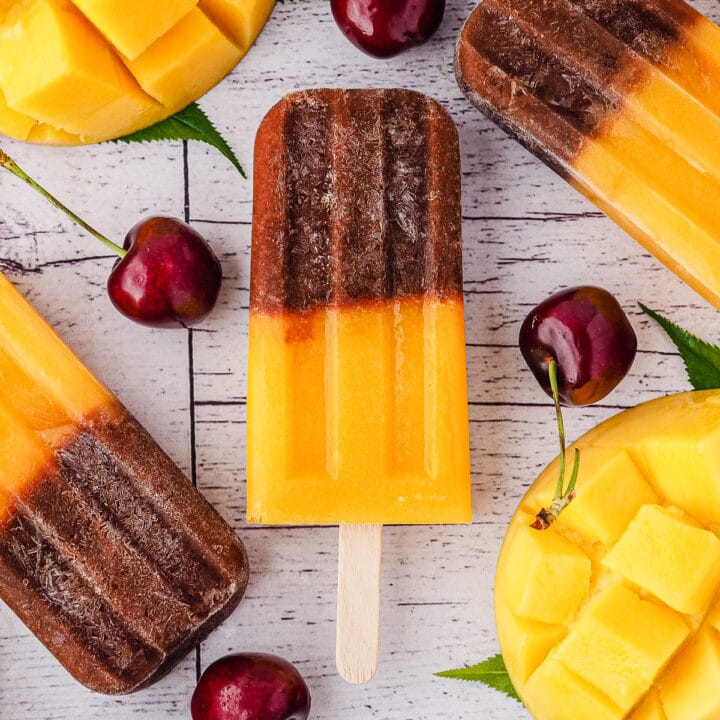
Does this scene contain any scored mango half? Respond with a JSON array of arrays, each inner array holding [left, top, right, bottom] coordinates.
[[496, 390, 720, 720], [0, 0, 275, 145]]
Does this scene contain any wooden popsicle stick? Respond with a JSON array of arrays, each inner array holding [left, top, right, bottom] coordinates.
[[336, 522, 382, 684]]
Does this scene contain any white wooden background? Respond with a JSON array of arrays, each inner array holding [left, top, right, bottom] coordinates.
[[1, 0, 719, 717]]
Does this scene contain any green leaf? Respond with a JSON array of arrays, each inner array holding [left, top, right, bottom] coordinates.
[[110, 103, 245, 178], [435, 653, 521, 702], [639, 303, 720, 390]]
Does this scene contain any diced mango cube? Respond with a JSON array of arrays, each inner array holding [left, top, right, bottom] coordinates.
[[499, 525, 591, 625], [604, 504, 720, 614], [524, 656, 624, 720], [69, 0, 198, 60], [553, 584, 688, 710], [0, 0, 157, 136], [498, 391, 720, 720], [26, 123, 83, 145], [123, 7, 241, 111], [629, 416, 720, 523], [706, 602, 720, 634], [555, 448, 659, 545], [659, 629, 720, 720], [628, 688, 667, 720], [0, 87, 35, 140], [494, 600, 566, 684], [199, 0, 274, 49], [0, 0, 273, 143]]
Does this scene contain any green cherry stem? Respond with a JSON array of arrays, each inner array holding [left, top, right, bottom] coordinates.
[[531, 356, 580, 530], [0, 147, 126, 259]]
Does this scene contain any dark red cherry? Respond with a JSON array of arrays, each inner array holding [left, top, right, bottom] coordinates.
[[107, 216, 222, 329], [331, 0, 445, 58], [191, 653, 311, 720], [519, 286, 637, 406]]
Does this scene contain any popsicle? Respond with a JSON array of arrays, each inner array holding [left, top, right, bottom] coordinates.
[[455, 0, 720, 310], [0, 272, 248, 694], [247, 89, 472, 682]]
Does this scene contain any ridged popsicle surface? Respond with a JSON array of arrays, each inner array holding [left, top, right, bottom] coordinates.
[[0, 273, 249, 694], [456, 0, 720, 309], [248, 89, 471, 525]]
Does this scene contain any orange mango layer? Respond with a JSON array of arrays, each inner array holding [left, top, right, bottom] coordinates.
[[570, 14, 720, 311], [0, 273, 116, 520], [247, 297, 471, 525], [496, 390, 720, 720], [0, 0, 274, 144]]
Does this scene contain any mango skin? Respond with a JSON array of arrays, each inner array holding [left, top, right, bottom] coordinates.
[[496, 390, 720, 720], [0, 0, 275, 145]]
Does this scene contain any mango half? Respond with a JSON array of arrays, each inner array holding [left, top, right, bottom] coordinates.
[[0, 0, 274, 145], [496, 390, 720, 720]]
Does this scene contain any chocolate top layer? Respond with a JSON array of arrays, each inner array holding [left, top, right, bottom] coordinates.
[[251, 89, 463, 313], [455, 0, 696, 171], [0, 406, 248, 694]]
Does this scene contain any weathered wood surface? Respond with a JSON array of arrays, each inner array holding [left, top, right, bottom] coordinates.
[[1, 0, 719, 716]]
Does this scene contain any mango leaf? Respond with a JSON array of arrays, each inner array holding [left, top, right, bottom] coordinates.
[[436, 653, 521, 702], [639, 303, 720, 390], [110, 103, 245, 178]]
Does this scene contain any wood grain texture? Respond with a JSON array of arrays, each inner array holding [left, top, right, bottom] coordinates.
[[1, 0, 720, 717], [336, 524, 382, 685]]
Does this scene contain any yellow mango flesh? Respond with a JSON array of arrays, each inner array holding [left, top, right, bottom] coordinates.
[[0, 0, 159, 138], [604, 505, 720, 615], [570, 16, 720, 311], [0, 88, 36, 139], [0, 0, 274, 144], [0, 273, 117, 520], [552, 585, 689, 711], [658, 630, 720, 720], [628, 690, 667, 720], [124, 7, 241, 112], [246, 298, 471, 525], [199, 0, 275, 50], [496, 390, 720, 719], [499, 525, 591, 625], [68, 0, 198, 60]]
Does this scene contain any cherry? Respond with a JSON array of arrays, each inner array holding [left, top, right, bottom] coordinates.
[[519, 286, 637, 530], [191, 653, 311, 720], [331, 0, 445, 58], [519, 286, 637, 407], [0, 148, 221, 328], [107, 217, 221, 328]]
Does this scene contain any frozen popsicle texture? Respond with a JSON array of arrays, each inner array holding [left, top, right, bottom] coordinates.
[[0, 273, 248, 694], [495, 390, 720, 720], [456, 0, 720, 310], [247, 89, 471, 525]]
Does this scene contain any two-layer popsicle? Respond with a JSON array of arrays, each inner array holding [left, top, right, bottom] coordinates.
[[247, 88, 472, 526], [0, 272, 248, 693], [456, 0, 720, 309], [247, 88, 472, 682]]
